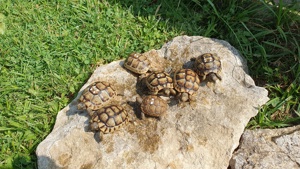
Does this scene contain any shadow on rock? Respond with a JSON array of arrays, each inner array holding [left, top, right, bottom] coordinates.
[[37, 156, 61, 169]]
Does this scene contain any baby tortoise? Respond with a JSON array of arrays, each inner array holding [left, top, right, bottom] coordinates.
[[77, 81, 116, 114], [173, 69, 200, 107], [89, 104, 129, 141], [191, 53, 222, 82], [123, 53, 151, 74], [145, 72, 176, 96], [136, 95, 168, 120]]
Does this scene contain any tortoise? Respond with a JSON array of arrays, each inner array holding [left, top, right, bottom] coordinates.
[[173, 69, 200, 106], [77, 81, 116, 113], [191, 53, 222, 82], [89, 104, 129, 140], [123, 53, 151, 74], [136, 95, 168, 120], [145, 72, 176, 96]]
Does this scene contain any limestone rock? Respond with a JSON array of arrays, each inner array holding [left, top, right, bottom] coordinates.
[[230, 125, 300, 169], [36, 36, 269, 169]]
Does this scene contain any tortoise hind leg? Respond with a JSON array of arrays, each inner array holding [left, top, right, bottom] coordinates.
[[209, 73, 222, 82], [177, 93, 189, 108], [188, 94, 197, 109], [141, 112, 146, 120]]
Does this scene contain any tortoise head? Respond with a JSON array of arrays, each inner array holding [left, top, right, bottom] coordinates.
[[89, 122, 99, 131]]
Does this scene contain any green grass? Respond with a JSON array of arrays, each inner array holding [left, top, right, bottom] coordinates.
[[0, 0, 299, 168]]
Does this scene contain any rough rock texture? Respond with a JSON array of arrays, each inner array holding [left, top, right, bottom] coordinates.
[[230, 125, 300, 169], [36, 36, 269, 169]]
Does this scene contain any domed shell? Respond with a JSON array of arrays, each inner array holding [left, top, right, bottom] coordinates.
[[193, 53, 222, 81], [124, 53, 151, 74], [145, 72, 175, 95], [77, 81, 116, 111], [140, 95, 168, 118], [89, 105, 129, 133], [173, 69, 200, 95]]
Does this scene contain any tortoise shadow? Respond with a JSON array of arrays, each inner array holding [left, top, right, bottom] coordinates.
[[65, 99, 91, 133], [182, 60, 194, 69]]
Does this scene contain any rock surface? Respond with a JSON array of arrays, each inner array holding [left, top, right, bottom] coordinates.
[[36, 36, 269, 169], [230, 125, 300, 169]]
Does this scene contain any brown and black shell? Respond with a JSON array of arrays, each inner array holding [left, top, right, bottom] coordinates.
[[89, 105, 129, 133], [139, 95, 168, 118], [77, 81, 116, 111], [124, 53, 151, 74], [145, 72, 175, 95], [193, 53, 222, 81], [173, 69, 200, 95]]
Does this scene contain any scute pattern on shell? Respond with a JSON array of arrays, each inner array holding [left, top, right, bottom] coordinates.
[[146, 72, 174, 94], [194, 53, 222, 81], [77, 81, 116, 110], [124, 53, 151, 74], [140, 95, 168, 118], [173, 69, 200, 95], [89, 105, 129, 133]]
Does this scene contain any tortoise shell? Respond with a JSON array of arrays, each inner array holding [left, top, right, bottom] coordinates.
[[124, 53, 151, 74], [140, 95, 168, 118], [89, 105, 129, 133], [173, 69, 200, 95], [77, 81, 116, 111], [145, 72, 175, 95], [193, 53, 222, 81]]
